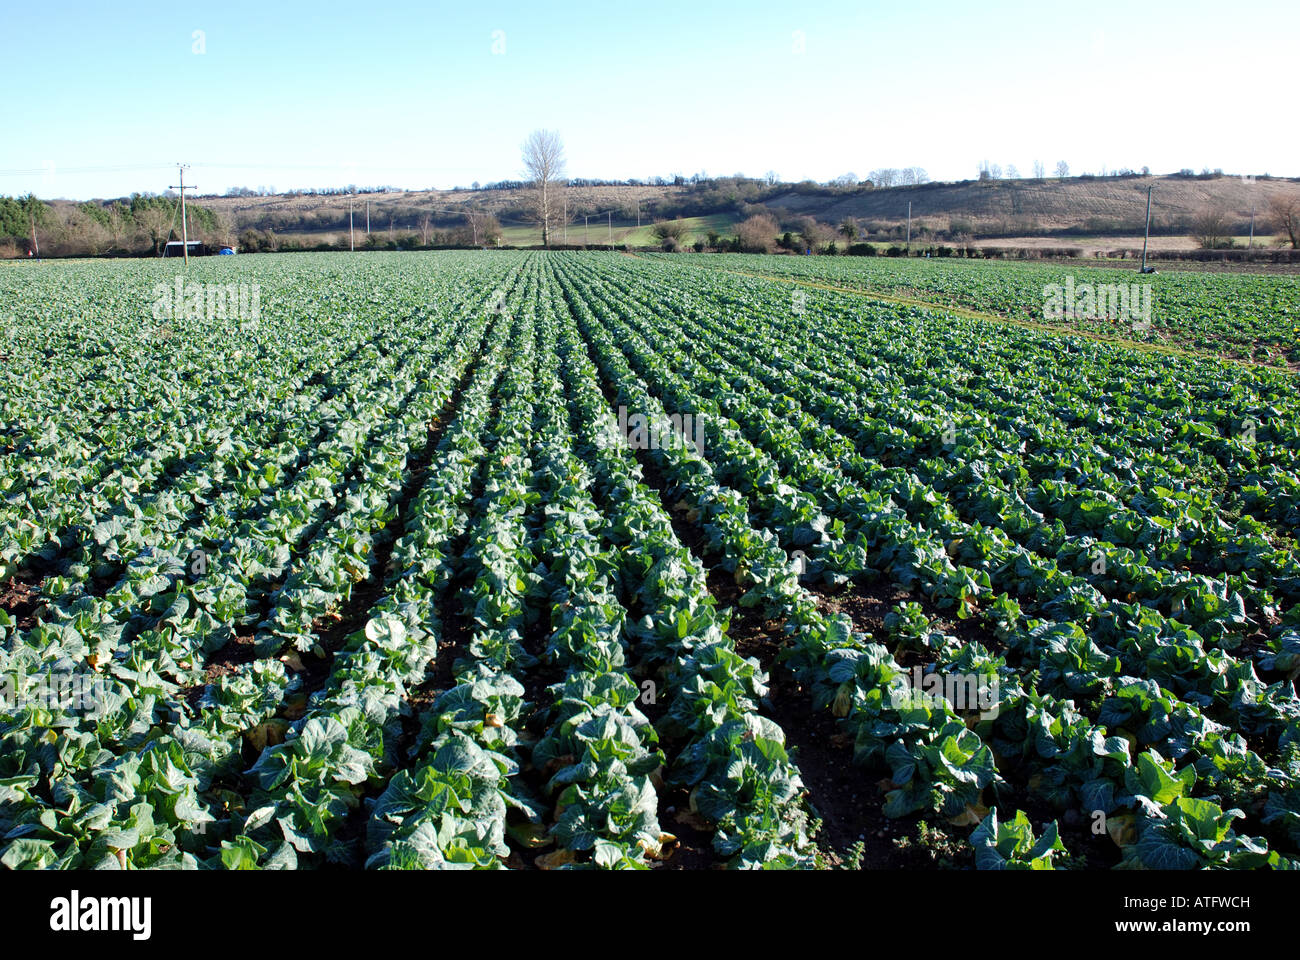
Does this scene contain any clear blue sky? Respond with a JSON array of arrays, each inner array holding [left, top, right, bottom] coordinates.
[[5, 0, 1298, 199]]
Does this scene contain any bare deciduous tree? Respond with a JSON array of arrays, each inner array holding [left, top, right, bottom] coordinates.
[[135, 204, 174, 255], [1054, 160, 1070, 178], [1190, 204, 1231, 249], [105, 204, 129, 252], [736, 214, 778, 253], [464, 207, 500, 246], [521, 129, 566, 247], [795, 216, 832, 253], [1032, 160, 1046, 179], [1268, 195, 1300, 249]]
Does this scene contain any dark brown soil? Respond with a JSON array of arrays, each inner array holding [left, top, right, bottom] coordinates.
[[0, 574, 42, 629], [720, 574, 945, 869], [658, 779, 720, 870], [182, 633, 262, 711]]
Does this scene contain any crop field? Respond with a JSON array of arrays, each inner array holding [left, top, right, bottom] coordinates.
[[653, 252, 1300, 366], [1, 250, 1299, 871]]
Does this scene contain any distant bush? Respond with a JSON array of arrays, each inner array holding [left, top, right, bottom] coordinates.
[[652, 220, 688, 243], [847, 243, 876, 256], [736, 214, 779, 253]]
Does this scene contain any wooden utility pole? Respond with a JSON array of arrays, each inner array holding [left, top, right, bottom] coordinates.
[[905, 201, 912, 254], [584, 215, 589, 246], [563, 195, 567, 244], [1140, 185, 1153, 273], [608, 210, 612, 248], [366, 200, 370, 235], [350, 194, 355, 251], [168, 166, 194, 266]]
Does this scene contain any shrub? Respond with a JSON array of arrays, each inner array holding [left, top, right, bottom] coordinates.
[[736, 215, 779, 253]]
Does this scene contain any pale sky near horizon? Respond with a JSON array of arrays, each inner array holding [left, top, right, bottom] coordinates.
[[4, 0, 1298, 200]]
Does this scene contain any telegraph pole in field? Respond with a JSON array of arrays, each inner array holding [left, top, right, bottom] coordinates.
[[608, 210, 612, 249], [350, 193, 355, 251], [905, 201, 912, 255], [1140, 184, 1153, 273], [169, 165, 194, 266]]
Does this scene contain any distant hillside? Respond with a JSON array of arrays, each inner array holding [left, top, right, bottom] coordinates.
[[200, 173, 1300, 248], [761, 175, 1300, 238]]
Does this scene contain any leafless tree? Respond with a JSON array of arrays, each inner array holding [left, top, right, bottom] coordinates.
[[1268, 195, 1300, 248], [736, 214, 778, 253], [795, 216, 832, 252], [105, 204, 129, 252], [465, 207, 498, 246], [1032, 160, 1046, 179], [1005, 164, 1020, 180], [1054, 160, 1070, 178], [135, 204, 174, 254], [205, 209, 234, 248], [521, 129, 566, 246], [476, 211, 503, 246], [1190, 204, 1231, 249]]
